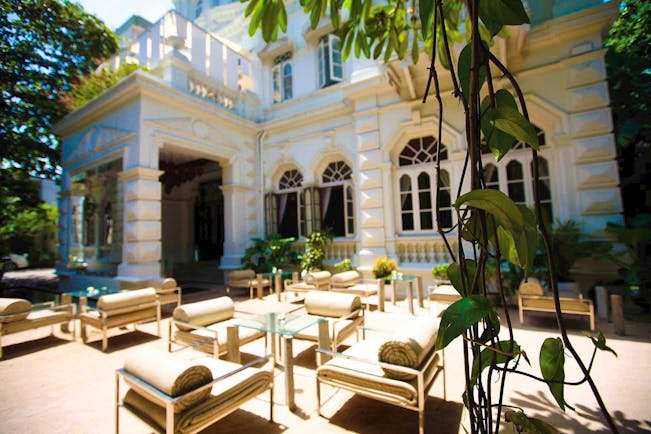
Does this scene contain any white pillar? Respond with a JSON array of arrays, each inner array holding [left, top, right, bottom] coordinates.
[[117, 167, 163, 282], [220, 183, 253, 269]]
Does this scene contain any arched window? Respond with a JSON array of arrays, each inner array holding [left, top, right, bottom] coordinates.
[[320, 160, 354, 236], [532, 157, 553, 223], [506, 161, 525, 205], [417, 172, 433, 230], [484, 164, 499, 190], [400, 175, 414, 230], [399, 136, 448, 166], [438, 170, 453, 229]]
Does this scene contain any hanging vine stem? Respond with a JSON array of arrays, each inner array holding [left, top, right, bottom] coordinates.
[[485, 49, 618, 433]]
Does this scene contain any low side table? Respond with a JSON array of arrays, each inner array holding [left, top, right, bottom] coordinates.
[[235, 312, 328, 411], [387, 274, 424, 315]]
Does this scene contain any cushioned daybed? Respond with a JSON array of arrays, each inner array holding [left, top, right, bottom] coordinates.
[[316, 316, 445, 434], [0, 298, 75, 358], [116, 348, 273, 434]]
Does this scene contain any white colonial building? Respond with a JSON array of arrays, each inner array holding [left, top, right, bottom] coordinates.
[[53, 0, 623, 290]]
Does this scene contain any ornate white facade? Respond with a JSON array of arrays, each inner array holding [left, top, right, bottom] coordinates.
[[54, 0, 623, 289]]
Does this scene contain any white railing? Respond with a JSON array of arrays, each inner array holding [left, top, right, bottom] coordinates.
[[188, 75, 237, 111], [292, 239, 357, 263], [395, 236, 456, 265]]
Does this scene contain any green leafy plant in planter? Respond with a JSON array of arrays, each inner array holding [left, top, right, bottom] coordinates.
[[334, 258, 353, 272], [373, 257, 398, 281], [300, 229, 333, 272], [432, 263, 450, 281], [241, 233, 300, 273]]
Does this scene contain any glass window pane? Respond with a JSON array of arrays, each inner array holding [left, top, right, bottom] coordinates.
[[507, 161, 523, 180], [417, 172, 430, 189], [438, 210, 452, 229], [402, 213, 414, 230], [538, 179, 551, 201], [419, 192, 432, 209], [400, 175, 412, 192], [508, 182, 525, 203], [438, 190, 451, 208], [420, 212, 433, 230], [401, 194, 413, 211]]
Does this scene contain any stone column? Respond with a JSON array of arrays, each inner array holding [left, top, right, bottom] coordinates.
[[117, 167, 163, 282], [354, 102, 389, 276], [220, 183, 254, 269]]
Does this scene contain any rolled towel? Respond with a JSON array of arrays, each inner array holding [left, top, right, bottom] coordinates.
[[124, 349, 213, 411], [378, 316, 440, 380]]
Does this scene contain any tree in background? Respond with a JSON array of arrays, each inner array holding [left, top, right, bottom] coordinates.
[[605, 0, 651, 221], [0, 0, 118, 189]]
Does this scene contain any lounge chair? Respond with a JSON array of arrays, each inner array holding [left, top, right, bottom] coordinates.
[[79, 287, 161, 351], [0, 298, 75, 358], [115, 347, 274, 434], [293, 291, 365, 351], [148, 277, 182, 308], [225, 269, 271, 299], [316, 316, 445, 434], [284, 270, 331, 297], [169, 296, 265, 360], [329, 270, 385, 309], [518, 278, 595, 331]]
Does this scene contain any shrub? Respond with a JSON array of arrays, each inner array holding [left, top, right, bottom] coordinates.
[[241, 233, 299, 273], [432, 263, 450, 280], [301, 229, 333, 272], [334, 258, 353, 272], [372, 257, 398, 279]]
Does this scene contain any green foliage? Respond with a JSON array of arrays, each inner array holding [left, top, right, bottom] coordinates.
[[470, 340, 521, 387], [334, 258, 353, 272], [241, 233, 299, 273], [60, 63, 148, 111], [431, 263, 450, 280], [436, 295, 492, 350], [605, 1, 651, 219], [0, 0, 118, 184], [585, 331, 618, 358], [372, 257, 398, 279], [300, 229, 333, 272], [601, 215, 651, 287], [506, 411, 560, 434], [539, 338, 569, 411], [0, 203, 58, 267]]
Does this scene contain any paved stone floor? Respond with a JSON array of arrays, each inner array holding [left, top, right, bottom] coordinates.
[[1, 271, 650, 433]]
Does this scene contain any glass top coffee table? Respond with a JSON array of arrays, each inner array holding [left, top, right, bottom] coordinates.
[[235, 311, 329, 411], [386, 274, 424, 315]]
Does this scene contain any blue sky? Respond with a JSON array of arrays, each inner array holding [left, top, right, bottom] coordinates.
[[76, 0, 174, 30]]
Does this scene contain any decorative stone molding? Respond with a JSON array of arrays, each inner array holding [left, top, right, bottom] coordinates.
[[119, 167, 163, 182], [573, 134, 616, 165], [65, 126, 136, 164], [569, 108, 613, 138]]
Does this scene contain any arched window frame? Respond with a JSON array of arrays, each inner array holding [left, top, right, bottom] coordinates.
[[394, 137, 453, 233], [269, 169, 304, 238], [319, 160, 354, 237]]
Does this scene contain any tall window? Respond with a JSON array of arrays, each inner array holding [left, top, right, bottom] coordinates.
[[272, 52, 292, 103], [83, 195, 96, 246], [480, 125, 553, 221], [195, 0, 203, 18], [396, 136, 451, 232], [320, 161, 354, 237], [318, 34, 343, 88], [532, 157, 553, 224], [276, 169, 303, 238]]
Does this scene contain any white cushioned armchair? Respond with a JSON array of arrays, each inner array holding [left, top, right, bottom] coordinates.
[[225, 269, 271, 299], [169, 296, 265, 360], [79, 287, 161, 352], [293, 291, 365, 351], [284, 270, 331, 297]]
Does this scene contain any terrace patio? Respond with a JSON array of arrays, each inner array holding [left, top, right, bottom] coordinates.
[[1, 273, 650, 433]]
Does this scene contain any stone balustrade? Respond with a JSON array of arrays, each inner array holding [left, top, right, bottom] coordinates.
[[395, 236, 456, 265], [293, 239, 358, 264]]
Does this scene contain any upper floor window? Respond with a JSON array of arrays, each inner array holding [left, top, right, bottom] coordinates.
[[195, 0, 203, 18], [272, 52, 292, 103], [318, 34, 342, 88], [399, 136, 448, 166]]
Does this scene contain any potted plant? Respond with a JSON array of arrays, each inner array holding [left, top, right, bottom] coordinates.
[[300, 229, 333, 272], [373, 257, 398, 282], [241, 233, 300, 273], [431, 263, 450, 281], [334, 258, 353, 272]]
